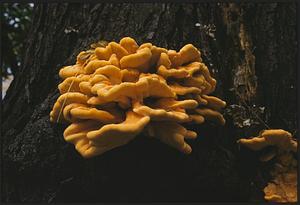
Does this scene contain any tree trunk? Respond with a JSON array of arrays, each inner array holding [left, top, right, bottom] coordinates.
[[2, 3, 297, 202]]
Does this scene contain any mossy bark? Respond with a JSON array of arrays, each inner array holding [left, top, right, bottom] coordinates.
[[1, 3, 297, 202]]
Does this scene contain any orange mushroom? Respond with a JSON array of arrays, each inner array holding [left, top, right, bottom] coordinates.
[[50, 37, 226, 158], [238, 129, 297, 203]]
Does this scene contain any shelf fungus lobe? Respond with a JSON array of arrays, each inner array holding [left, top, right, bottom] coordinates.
[[238, 129, 297, 203], [50, 37, 226, 158]]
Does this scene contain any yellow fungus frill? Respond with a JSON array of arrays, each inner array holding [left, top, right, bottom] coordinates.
[[144, 121, 197, 154], [238, 129, 297, 203], [238, 129, 297, 152], [50, 37, 226, 158]]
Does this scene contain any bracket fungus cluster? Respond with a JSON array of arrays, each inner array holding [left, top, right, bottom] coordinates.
[[50, 37, 226, 158], [238, 129, 297, 203]]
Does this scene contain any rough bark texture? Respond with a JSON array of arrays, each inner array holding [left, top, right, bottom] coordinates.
[[1, 3, 297, 202]]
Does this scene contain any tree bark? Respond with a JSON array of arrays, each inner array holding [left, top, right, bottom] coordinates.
[[2, 3, 297, 202]]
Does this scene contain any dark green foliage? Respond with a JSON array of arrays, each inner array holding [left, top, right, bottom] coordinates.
[[1, 3, 33, 78]]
